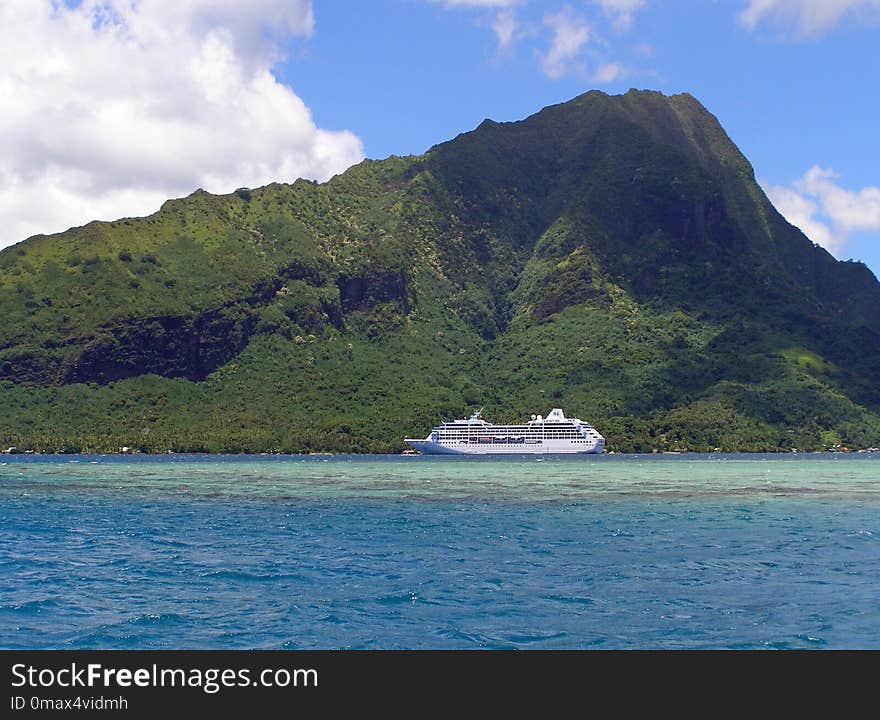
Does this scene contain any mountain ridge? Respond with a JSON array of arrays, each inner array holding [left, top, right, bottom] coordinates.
[[2, 88, 879, 453]]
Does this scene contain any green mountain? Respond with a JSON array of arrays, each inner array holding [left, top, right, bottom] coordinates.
[[2, 89, 880, 453]]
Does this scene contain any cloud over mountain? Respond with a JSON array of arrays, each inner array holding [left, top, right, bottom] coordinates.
[[0, 0, 364, 249], [766, 166, 880, 255], [540, 8, 592, 78]]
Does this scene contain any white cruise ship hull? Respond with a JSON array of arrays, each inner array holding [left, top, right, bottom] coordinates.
[[403, 438, 605, 455]]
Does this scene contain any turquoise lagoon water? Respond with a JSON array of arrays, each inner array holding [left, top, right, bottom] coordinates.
[[1, 453, 878, 649]]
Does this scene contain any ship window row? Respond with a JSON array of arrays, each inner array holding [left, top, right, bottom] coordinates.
[[440, 424, 582, 430], [437, 429, 598, 435], [438, 435, 588, 440], [439, 427, 586, 431], [438, 431, 586, 436], [438, 425, 595, 434]]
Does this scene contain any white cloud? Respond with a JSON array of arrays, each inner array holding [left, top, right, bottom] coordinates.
[[593, 61, 626, 83], [492, 8, 519, 50], [434, 2, 640, 78], [431, 1, 521, 52], [739, 0, 880, 35], [540, 8, 592, 79], [765, 166, 880, 255], [0, 1, 364, 248], [796, 166, 880, 231], [765, 182, 839, 251], [592, 0, 646, 32]]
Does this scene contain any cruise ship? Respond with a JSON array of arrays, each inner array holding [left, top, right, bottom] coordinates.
[[404, 408, 605, 455]]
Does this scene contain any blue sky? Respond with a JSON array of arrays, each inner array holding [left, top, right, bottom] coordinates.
[[2, 0, 878, 278]]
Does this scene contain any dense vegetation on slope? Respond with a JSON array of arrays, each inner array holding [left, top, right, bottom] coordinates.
[[2, 89, 879, 453]]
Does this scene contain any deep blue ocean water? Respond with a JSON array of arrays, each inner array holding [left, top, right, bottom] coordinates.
[[1, 453, 878, 649]]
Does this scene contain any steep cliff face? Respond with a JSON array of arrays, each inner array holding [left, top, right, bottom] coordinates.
[[1, 89, 879, 452]]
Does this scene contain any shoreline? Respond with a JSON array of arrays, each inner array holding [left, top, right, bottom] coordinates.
[[3, 449, 879, 459]]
